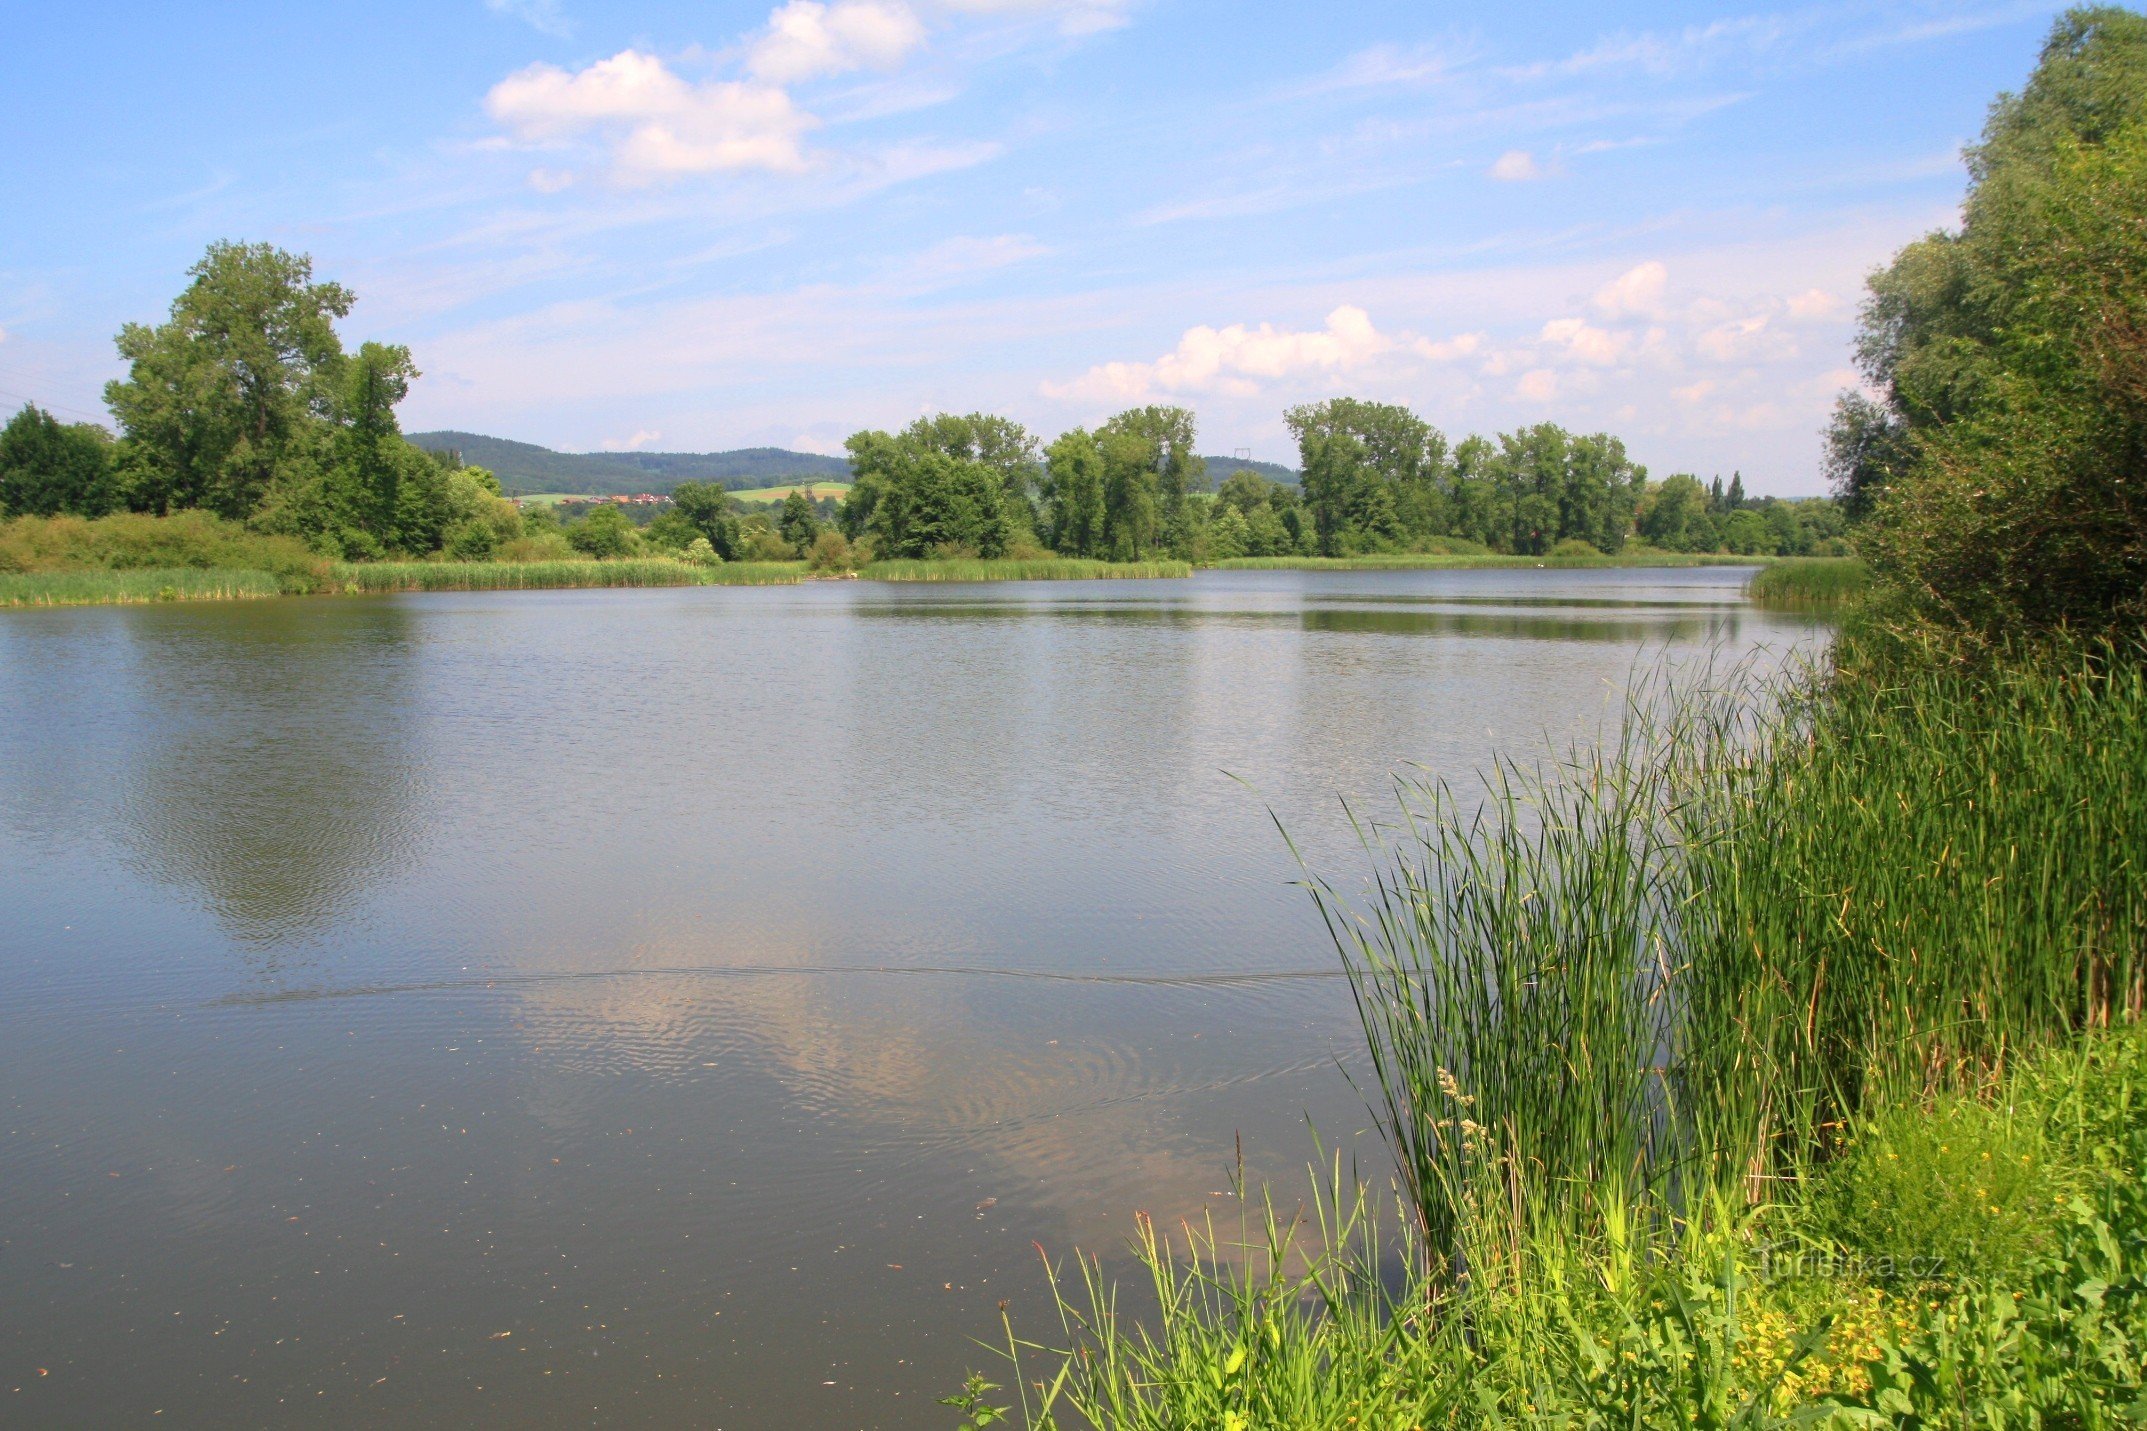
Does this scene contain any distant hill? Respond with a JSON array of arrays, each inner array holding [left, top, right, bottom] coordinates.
[[1203, 455, 1299, 487], [408, 431, 850, 496], [409, 429, 1298, 496]]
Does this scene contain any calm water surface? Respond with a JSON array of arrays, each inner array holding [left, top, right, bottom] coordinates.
[[0, 568, 1819, 1427]]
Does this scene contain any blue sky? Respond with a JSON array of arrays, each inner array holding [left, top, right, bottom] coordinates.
[[0, 0, 2075, 492]]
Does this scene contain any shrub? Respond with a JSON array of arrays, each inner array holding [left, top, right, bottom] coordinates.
[[1802, 1097, 2081, 1281], [682, 536, 723, 567], [806, 529, 855, 572]]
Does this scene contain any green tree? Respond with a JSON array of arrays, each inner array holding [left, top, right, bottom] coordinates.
[[778, 490, 820, 555], [671, 481, 742, 559], [567, 504, 635, 558], [1044, 428, 1106, 557], [1840, 6, 2147, 637], [1637, 474, 1709, 550], [0, 405, 117, 517], [105, 242, 353, 518], [1096, 407, 1202, 559], [1286, 398, 1445, 553], [842, 423, 1010, 558]]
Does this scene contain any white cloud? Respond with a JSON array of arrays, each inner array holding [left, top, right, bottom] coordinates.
[[600, 428, 663, 451], [1695, 311, 1781, 362], [485, 0, 574, 40], [899, 233, 1050, 284], [1592, 260, 1668, 319], [936, 0, 1132, 34], [1515, 368, 1559, 402], [1784, 287, 1843, 320], [486, 50, 817, 179], [1488, 149, 1542, 182], [527, 167, 576, 193], [1414, 332, 1484, 361], [749, 1, 927, 84], [1043, 305, 1394, 401], [1539, 316, 1628, 365], [1671, 379, 1716, 404], [1294, 41, 1466, 95]]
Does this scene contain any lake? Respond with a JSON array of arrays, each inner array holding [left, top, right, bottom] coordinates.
[[0, 567, 1820, 1428]]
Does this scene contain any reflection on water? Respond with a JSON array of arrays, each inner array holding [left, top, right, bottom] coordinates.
[[0, 567, 1818, 1428]]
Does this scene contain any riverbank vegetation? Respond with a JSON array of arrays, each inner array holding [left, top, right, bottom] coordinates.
[[963, 10, 2147, 1425], [1745, 556, 1870, 608], [1, 243, 1843, 604]]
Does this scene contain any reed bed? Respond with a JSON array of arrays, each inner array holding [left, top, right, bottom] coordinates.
[[1745, 556, 1869, 609], [989, 638, 2147, 1424], [0, 566, 289, 607], [331, 559, 806, 592], [862, 558, 1191, 582]]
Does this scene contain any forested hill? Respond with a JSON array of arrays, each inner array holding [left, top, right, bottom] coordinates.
[[1203, 455, 1299, 487], [409, 430, 1299, 496], [406, 431, 850, 495]]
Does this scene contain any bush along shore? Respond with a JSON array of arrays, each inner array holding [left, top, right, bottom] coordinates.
[[1, 510, 1814, 610], [951, 12, 2147, 1426]]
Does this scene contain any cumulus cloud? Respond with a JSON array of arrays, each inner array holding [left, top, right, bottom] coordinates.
[[748, 1, 926, 84], [600, 428, 663, 451], [1515, 369, 1559, 402], [1488, 149, 1542, 182], [1539, 316, 1628, 365], [486, 50, 817, 179], [1784, 287, 1843, 321], [1044, 305, 1395, 402], [1592, 261, 1668, 319], [1414, 332, 1484, 362]]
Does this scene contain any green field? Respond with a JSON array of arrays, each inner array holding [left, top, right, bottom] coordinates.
[[728, 481, 852, 504]]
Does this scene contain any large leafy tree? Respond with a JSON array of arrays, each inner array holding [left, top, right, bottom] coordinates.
[[106, 242, 353, 518], [1096, 406, 1203, 560], [1832, 7, 2147, 636], [670, 481, 742, 559], [1287, 398, 1444, 554], [840, 419, 1012, 557], [1043, 428, 1106, 557], [0, 405, 117, 517]]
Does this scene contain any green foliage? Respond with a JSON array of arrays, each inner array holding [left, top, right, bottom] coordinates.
[[1833, 7, 2147, 640], [0, 406, 117, 518], [105, 241, 353, 519], [1804, 1099, 2080, 1282], [841, 421, 1021, 558], [985, 652, 2147, 1421], [0, 567, 289, 608], [1746, 558, 1869, 609], [565, 504, 636, 558], [778, 489, 821, 555], [0, 509, 326, 584], [669, 480, 743, 560]]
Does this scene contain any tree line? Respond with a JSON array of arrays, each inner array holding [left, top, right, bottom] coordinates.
[[2, 240, 1845, 566], [832, 401, 1842, 563]]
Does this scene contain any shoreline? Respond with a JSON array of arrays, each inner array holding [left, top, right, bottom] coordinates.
[[0, 551, 1815, 610]]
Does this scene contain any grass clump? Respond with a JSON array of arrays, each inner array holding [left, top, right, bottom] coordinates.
[[1746, 556, 1868, 609], [863, 558, 1190, 582], [0, 566, 288, 607]]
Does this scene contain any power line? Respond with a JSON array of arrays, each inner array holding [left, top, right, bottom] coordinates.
[[0, 380, 111, 426]]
